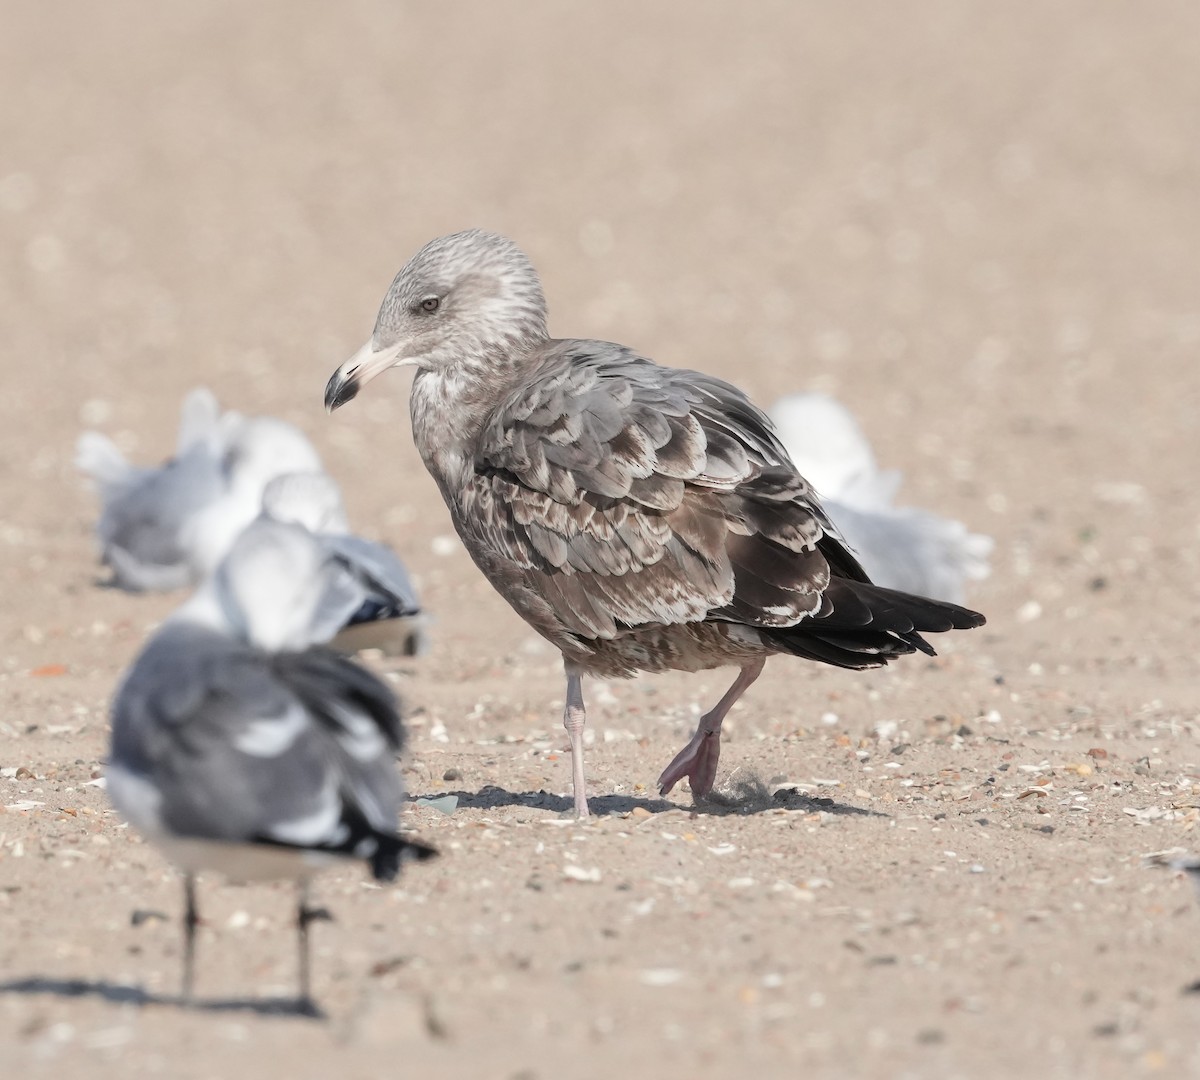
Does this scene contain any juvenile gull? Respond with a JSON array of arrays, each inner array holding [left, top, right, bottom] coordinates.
[[261, 471, 429, 656], [107, 518, 435, 1008], [769, 392, 993, 604], [76, 388, 323, 591], [325, 229, 985, 817]]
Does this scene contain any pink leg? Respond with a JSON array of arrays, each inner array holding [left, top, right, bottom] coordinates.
[[563, 670, 590, 817], [657, 659, 766, 799]]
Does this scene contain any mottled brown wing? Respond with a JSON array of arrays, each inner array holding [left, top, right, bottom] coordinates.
[[460, 341, 847, 642]]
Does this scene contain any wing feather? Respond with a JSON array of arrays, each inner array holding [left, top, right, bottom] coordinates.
[[111, 628, 404, 849], [464, 342, 837, 642]]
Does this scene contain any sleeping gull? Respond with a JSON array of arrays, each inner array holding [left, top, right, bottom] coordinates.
[[76, 388, 323, 591], [75, 388, 229, 591], [769, 392, 993, 604], [261, 471, 429, 656], [107, 517, 435, 1008], [324, 229, 985, 817]]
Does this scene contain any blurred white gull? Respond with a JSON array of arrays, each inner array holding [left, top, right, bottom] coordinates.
[[75, 388, 323, 591], [106, 517, 435, 1010], [260, 471, 429, 657], [769, 392, 992, 604]]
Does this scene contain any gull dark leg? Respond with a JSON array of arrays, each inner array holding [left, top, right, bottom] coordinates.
[[563, 668, 590, 817], [657, 658, 766, 798], [296, 881, 332, 1011], [181, 873, 199, 1004]]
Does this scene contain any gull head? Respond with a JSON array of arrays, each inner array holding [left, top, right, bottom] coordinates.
[[183, 417, 324, 578], [221, 416, 324, 494], [261, 471, 350, 535], [209, 519, 363, 652], [325, 229, 548, 411]]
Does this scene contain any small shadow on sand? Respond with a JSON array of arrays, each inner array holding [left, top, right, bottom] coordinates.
[[409, 782, 884, 819], [702, 787, 884, 817], [0, 977, 324, 1019]]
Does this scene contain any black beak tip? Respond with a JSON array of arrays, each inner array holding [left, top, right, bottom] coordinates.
[[324, 372, 359, 413]]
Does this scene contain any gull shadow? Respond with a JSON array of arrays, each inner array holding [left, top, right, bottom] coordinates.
[[408, 786, 675, 816], [407, 784, 884, 818], [0, 977, 324, 1019]]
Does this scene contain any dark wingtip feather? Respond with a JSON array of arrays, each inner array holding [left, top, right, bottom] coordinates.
[[904, 632, 939, 657], [957, 607, 987, 629], [370, 834, 438, 882], [761, 581, 984, 670]]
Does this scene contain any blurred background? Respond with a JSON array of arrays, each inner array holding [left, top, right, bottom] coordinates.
[[2, 0, 1198, 686]]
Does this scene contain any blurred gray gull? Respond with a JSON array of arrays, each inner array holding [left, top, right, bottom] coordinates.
[[261, 471, 429, 657], [75, 388, 228, 590], [76, 388, 323, 591], [325, 229, 985, 817], [106, 518, 435, 1009], [768, 393, 993, 604]]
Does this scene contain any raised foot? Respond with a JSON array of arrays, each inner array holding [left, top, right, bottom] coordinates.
[[657, 728, 721, 798]]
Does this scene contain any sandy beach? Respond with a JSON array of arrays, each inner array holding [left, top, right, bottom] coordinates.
[[2, 3, 1200, 1076]]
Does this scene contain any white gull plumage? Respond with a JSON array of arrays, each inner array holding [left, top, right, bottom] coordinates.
[[768, 392, 993, 604]]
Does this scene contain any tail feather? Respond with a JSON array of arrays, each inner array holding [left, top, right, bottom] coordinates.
[[761, 578, 984, 671], [252, 827, 437, 883], [764, 630, 898, 670]]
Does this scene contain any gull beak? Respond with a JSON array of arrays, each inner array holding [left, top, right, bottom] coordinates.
[[324, 340, 405, 412]]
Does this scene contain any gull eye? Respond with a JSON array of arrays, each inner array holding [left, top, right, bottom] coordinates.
[[419, 295, 440, 314]]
